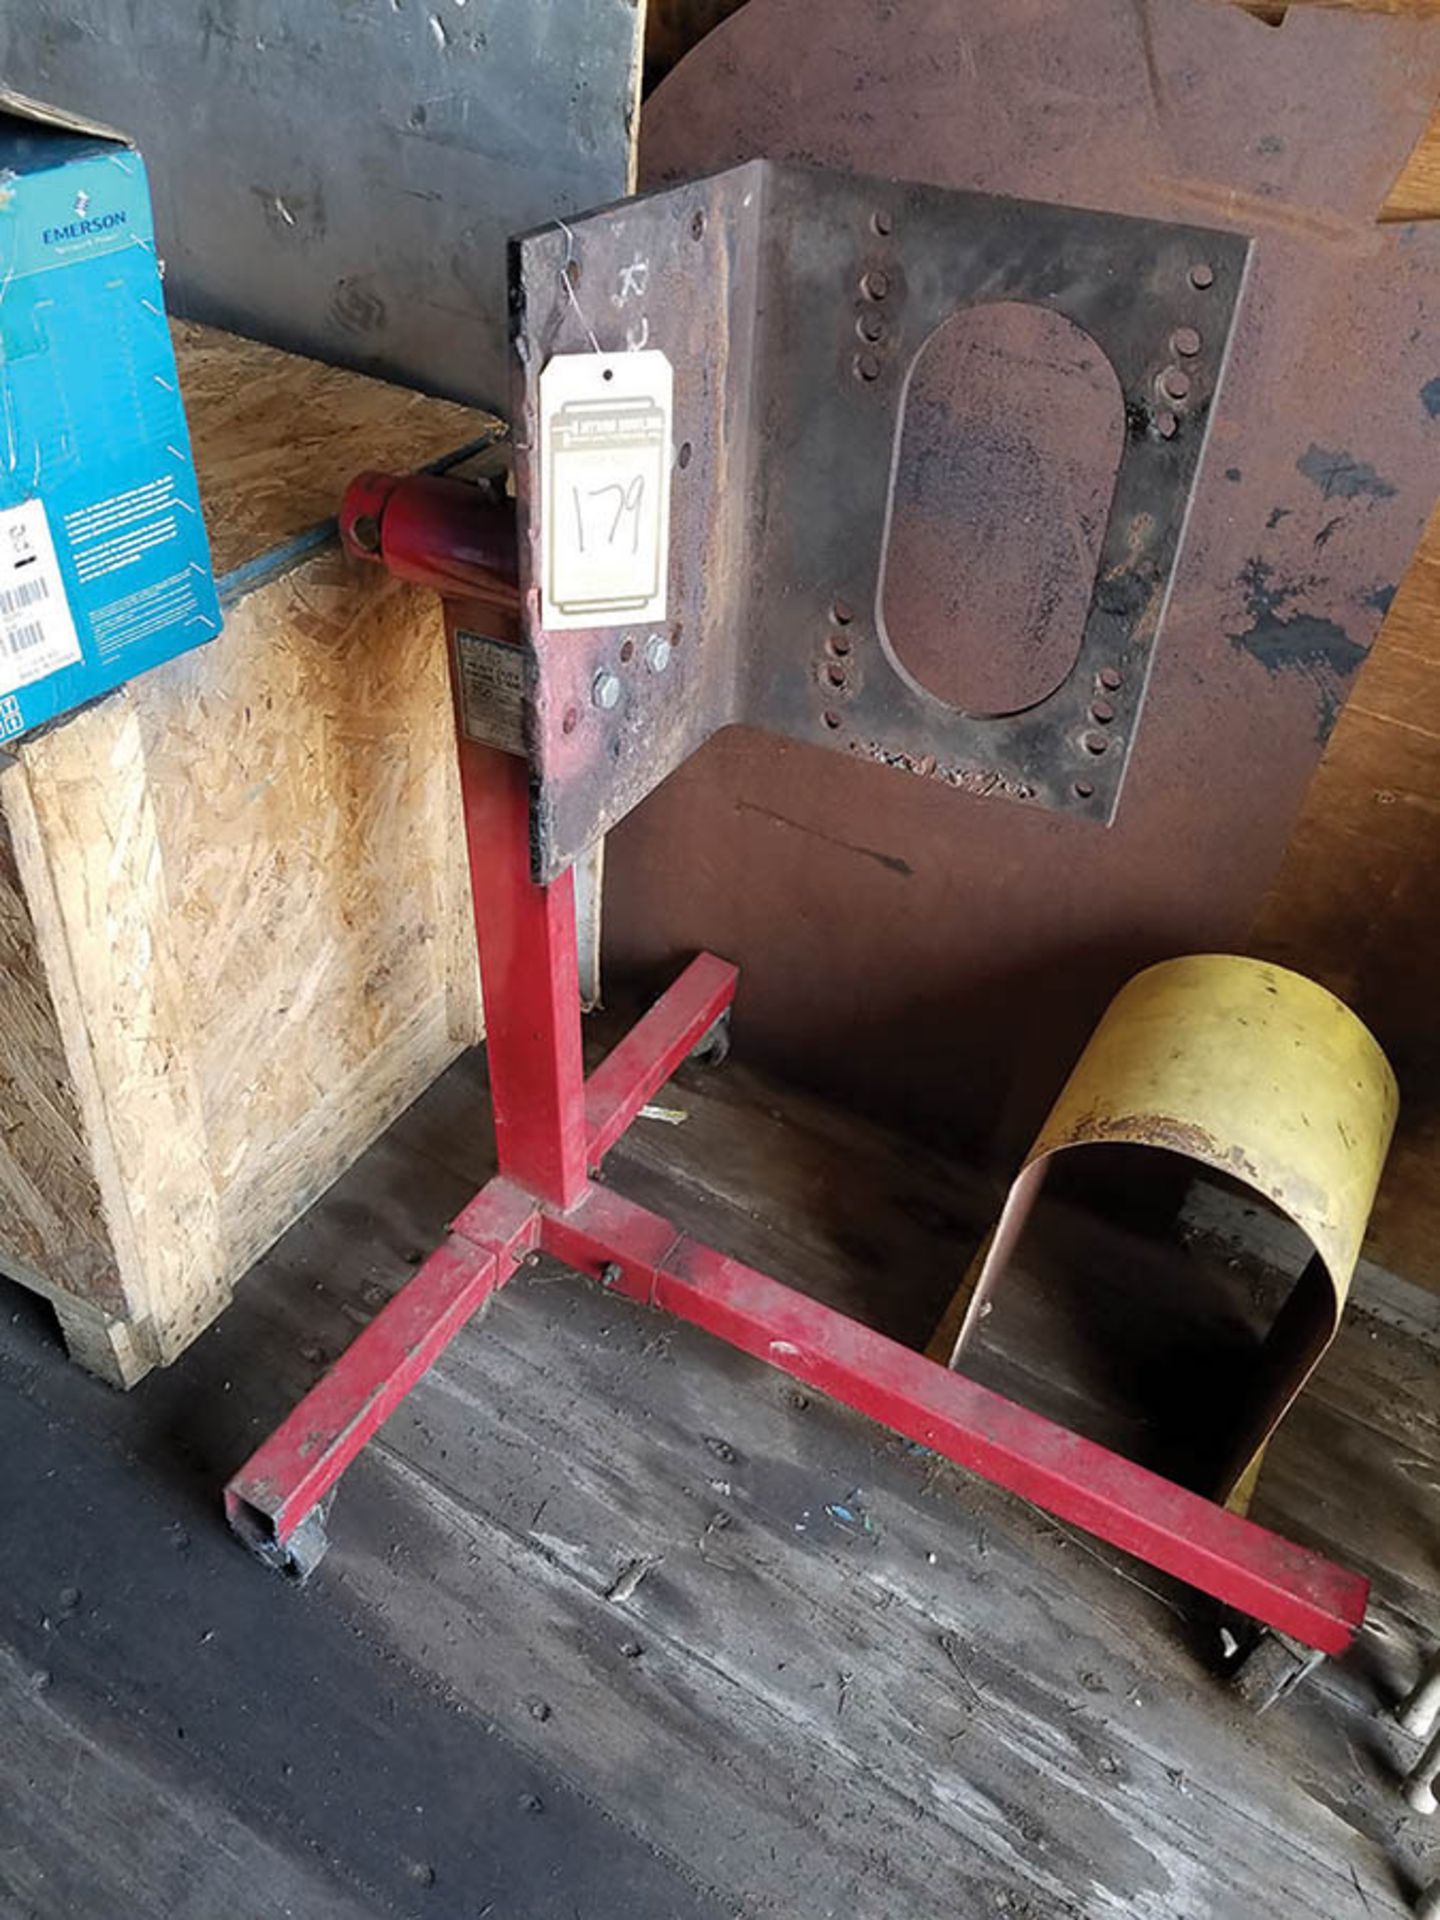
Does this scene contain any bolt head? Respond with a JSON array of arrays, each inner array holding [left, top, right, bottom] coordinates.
[[1155, 408, 1179, 440], [854, 351, 882, 383], [592, 669, 621, 710], [1158, 365, 1191, 402], [1189, 262, 1215, 290], [1171, 326, 1201, 357], [644, 634, 673, 674], [861, 269, 890, 300]]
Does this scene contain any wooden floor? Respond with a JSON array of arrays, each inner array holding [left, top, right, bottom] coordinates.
[[1, 1025, 1438, 1918]]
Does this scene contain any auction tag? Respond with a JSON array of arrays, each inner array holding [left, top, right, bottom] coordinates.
[[539, 350, 673, 631], [454, 628, 526, 755], [0, 499, 83, 697]]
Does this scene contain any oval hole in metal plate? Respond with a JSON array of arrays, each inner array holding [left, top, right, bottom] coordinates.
[[880, 301, 1124, 718]]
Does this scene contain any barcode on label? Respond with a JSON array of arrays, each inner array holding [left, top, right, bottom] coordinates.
[[0, 498, 84, 699], [0, 577, 49, 619], [2, 621, 48, 657]]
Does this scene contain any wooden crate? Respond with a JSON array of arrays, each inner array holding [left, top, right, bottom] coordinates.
[[0, 323, 490, 1384]]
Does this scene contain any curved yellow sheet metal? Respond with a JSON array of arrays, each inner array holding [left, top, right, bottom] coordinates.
[[1034, 955, 1396, 1292], [940, 954, 1396, 1508]]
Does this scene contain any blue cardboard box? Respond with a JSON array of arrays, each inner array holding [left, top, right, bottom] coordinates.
[[0, 93, 220, 743]]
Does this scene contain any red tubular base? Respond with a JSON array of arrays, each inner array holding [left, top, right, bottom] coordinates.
[[542, 1184, 1368, 1656], [584, 952, 738, 1165], [224, 1097, 1368, 1649], [224, 472, 1369, 1657], [225, 1178, 540, 1556]]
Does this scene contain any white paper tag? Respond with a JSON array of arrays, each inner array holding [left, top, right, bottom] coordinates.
[[0, 499, 83, 697], [540, 350, 673, 631]]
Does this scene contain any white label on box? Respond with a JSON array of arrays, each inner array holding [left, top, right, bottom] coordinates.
[[540, 350, 673, 631], [0, 500, 83, 697]]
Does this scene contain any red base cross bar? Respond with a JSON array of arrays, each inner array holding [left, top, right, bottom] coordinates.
[[224, 474, 1368, 1661]]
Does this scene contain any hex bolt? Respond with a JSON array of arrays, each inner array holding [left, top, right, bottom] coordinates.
[[861, 268, 890, 300], [592, 669, 621, 710], [857, 311, 885, 343], [1158, 365, 1191, 403], [1189, 262, 1215, 289], [1171, 326, 1202, 357], [855, 351, 882, 383], [644, 634, 673, 674]]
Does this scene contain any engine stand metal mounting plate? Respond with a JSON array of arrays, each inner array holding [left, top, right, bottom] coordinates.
[[510, 160, 1248, 880]]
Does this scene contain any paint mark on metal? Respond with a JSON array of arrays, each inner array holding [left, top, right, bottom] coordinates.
[[1227, 557, 1367, 743], [735, 798, 915, 876], [1296, 444, 1396, 502], [1421, 375, 1440, 419]]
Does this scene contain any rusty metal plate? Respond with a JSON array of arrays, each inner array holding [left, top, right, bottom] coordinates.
[[510, 164, 1247, 877], [601, 0, 1440, 1155]]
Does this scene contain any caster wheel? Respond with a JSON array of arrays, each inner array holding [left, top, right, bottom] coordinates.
[[1228, 1627, 1325, 1713], [1397, 1653, 1440, 1741], [1403, 1726, 1440, 1817], [689, 1009, 731, 1068], [229, 1500, 331, 1583]]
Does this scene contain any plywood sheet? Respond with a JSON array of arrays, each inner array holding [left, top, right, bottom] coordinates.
[[133, 554, 482, 1287], [173, 322, 486, 578], [0, 801, 118, 1311], [0, 323, 488, 1377]]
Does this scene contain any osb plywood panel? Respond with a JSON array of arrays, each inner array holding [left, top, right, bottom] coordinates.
[[173, 322, 484, 578], [133, 555, 482, 1287], [0, 805, 118, 1311], [1252, 105, 1440, 1291], [14, 702, 224, 1362], [0, 325, 486, 1380]]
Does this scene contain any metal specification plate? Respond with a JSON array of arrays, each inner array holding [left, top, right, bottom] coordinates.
[[455, 628, 526, 756]]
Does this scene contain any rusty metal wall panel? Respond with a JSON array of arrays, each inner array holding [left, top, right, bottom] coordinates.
[[0, 0, 642, 410], [606, 0, 1440, 1158]]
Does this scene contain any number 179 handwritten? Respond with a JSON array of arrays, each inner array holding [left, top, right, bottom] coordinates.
[[572, 474, 646, 556]]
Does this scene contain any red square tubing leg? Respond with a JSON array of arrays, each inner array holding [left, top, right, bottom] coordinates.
[[225, 1177, 540, 1566], [542, 1183, 1370, 1656]]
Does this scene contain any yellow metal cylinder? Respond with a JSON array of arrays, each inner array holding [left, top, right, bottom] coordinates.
[[939, 954, 1397, 1508], [1032, 954, 1396, 1295]]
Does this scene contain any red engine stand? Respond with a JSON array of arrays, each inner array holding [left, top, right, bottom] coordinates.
[[223, 473, 1368, 1666]]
